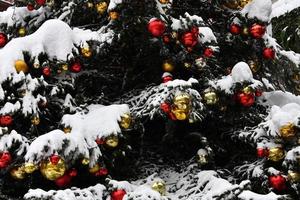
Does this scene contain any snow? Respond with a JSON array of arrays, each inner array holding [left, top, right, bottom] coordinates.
[[108, 0, 123, 11], [271, 0, 300, 18], [238, 191, 284, 200], [241, 0, 272, 22], [199, 27, 217, 43], [0, 130, 29, 156]]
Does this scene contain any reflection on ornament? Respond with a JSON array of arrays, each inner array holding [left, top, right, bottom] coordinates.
[[268, 147, 285, 162], [105, 135, 119, 148], [10, 166, 26, 180], [280, 123, 296, 139], [24, 162, 38, 174], [81, 47, 92, 58], [171, 93, 191, 121], [120, 113, 132, 130], [40, 158, 66, 180], [151, 181, 166, 195]]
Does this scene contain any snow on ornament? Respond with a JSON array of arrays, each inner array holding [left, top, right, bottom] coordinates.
[[162, 72, 173, 83], [148, 18, 166, 37], [241, 0, 272, 22], [231, 62, 253, 83]]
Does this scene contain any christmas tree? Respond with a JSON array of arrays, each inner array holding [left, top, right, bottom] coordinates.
[[0, 0, 300, 199]]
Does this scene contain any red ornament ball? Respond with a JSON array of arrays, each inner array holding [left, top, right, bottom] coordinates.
[[263, 48, 275, 60], [250, 24, 266, 39], [70, 62, 82, 73], [0, 33, 7, 48], [111, 189, 127, 200], [162, 72, 173, 83], [160, 102, 171, 113], [237, 92, 255, 107], [55, 174, 72, 188], [0, 115, 13, 127], [95, 168, 108, 176], [255, 90, 263, 97], [0, 152, 12, 168], [191, 27, 199, 35], [27, 4, 35, 11], [230, 24, 241, 35], [148, 19, 166, 37], [162, 34, 171, 44], [269, 175, 286, 191], [257, 148, 264, 158], [203, 48, 214, 58], [42, 67, 51, 77], [50, 155, 61, 165], [96, 138, 105, 145], [181, 32, 198, 47], [35, 0, 46, 6]]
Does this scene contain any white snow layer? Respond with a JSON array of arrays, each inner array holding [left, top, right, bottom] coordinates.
[[241, 0, 272, 22], [0, 19, 114, 83], [271, 0, 300, 18]]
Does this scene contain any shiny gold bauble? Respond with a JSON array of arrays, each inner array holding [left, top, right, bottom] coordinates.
[[40, 158, 66, 181], [248, 60, 260, 73], [15, 60, 29, 73], [171, 93, 191, 121], [81, 47, 92, 58], [162, 60, 175, 72], [151, 181, 166, 196], [203, 89, 218, 105], [171, 32, 178, 39], [96, 2, 108, 15], [268, 147, 285, 162], [63, 126, 72, 134], [81, 158, 90, 165], [223, 0, 252, 10], [159, 0, 169, 4], [184, 62, 192, 69], [105, 135, 119, 148], [120, 113, 132, 130], [109, 11, 119, 20], [31, 116, 40, 126], [24, 162, 38, 174], [62, 64, 69, 71], [280, 123, 296, 139], [288, 171, 300, 183], [242, 86, 253, 94], [18, 27, 26, 37], [89, 163, 100, 174], [197, 153, 208, 165], [10, 166, 26, 180]]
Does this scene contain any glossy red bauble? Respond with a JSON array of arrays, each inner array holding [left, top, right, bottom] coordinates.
[[0, 33, 7, 48], [111, 189, 127, 200], [27, 4, 35, 11], [0, 152, 12, 168], [257, 148, 265, 158], [263, 48, 275, 60], [250, 24, 266, 39], [55, 174, 72, 187], [96, 138, 105, 145], [70, 62, 82, 73], [50, 155, 61, 165], [191, 27, 199, 35], [160, 102, 171, 113], [162, 76, 173, 83], [229, 24, 241, 35], [269, 175, 286, 191], [203, 48, 214, 58], [0, 115, 13, 126], [42, 67, 51, 77], [95, 168, 108, 176], [238, 92, 255, 107], [162, 34, 171, 44], [181, 32, 198, 47], [35, 0, 46, 6], [148, 19, 166, 37]]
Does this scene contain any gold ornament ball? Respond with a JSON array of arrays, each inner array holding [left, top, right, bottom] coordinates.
[[120, 113, 132, 130], [40, 158, 66, 181], [162, 60, 175, 72], [62, 64, 69, 71], [87, 2, 94, 8], [242, 86, 253, 94], [105, 135, 119, 148], [63, 126, 72, 134], [204, 89, 218, 105], [171, 93, 191, 121], [268, 147, 285, 162], [248, 60, 260, 73], [24, 162, 38, 174], [109, 11, 119, 20], [18, 27, 26, 37], [159, 0, 169, 4], [15, 60, 29, 73], [151, 181, 166, 196], [223, 0, 252, 10], [288, 171, 300, 183], [96, 2, 108, 15], [10, 166, 26, 180], [31, 116, 40, 126], [89, 163, 100, 174], [184, 62, 192, 69], [280, 123, 296, 139], [81, 47, 92, 58], [242, 27, 249, 36], [81, 158, 90, 165]]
